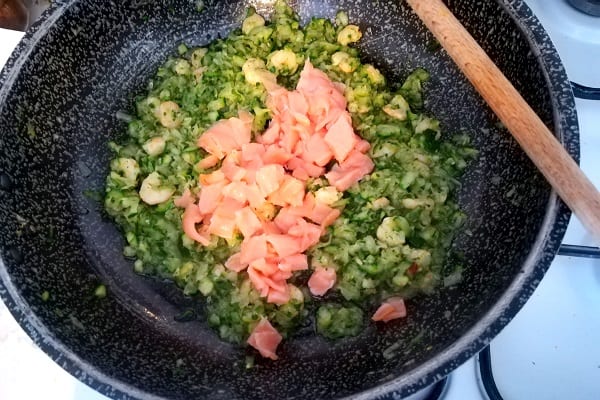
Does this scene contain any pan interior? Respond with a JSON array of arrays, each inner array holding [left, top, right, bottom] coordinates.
[[0, 0, 567, 399]]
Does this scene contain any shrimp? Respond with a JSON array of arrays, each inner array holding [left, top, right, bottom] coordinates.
[[139, 172, 175, 205], [155, 101, 182, 128], [110, 157, 139, 188], [142, 137, 166, 156], [337, 25, 362, 46]]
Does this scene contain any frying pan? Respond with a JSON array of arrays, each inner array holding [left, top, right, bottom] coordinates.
[[0, 0, 578, 399]]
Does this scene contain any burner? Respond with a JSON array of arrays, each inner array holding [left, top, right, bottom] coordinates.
[[486, 251, 600, 400], [567, 0, 600, 16]]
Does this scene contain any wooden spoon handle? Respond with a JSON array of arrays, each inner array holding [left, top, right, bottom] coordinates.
[[405, 0, 600, 244]]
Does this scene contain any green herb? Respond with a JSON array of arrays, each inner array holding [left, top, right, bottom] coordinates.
[[26, 122, 36, 138], [83, 189, 103, 202], [426, 39, 441, 53], [94, 284, 107, 298]]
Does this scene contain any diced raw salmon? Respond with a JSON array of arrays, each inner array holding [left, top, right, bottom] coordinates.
[[179, 60, 372, 308], [372, 297, 407, 322], [273, 207, 299, 232], [325, 150, 374, 191], [278, 253, 308, 272], [320, 208, 341, 229], [268, 175, 305, 207], [199, 170, 227, 186], [243, 183, 265, 209], [271, 270, 293, 281], [325, 167, 363, 192], [303, 161, 326, 179], [342, 149, 375, 170], [266, 234, 302, 257], [235, 207, 262, 238], [308, 266, 337, 296], [288, 219, 323, 251], [298, 192, 317, 215], [266, 87, 290, 116], [291, 120, 313, 145], [291, 167, 310, 181], [263, 275, 288, 295], [297, 60, 336, 95], [240, 151, 264, 175], [197, 154, 220, 169], [247, 266, 269, 297], [276, 193, 315, 223], [309, 203, 340, 227], [287, 90, 309, 121], [197, 127, 237, 160], [240, 234, 269, 265], [259, 120, 281, 145], [302, 133, 334, 167], [310, 97, 338, 131], [207, 212, 238, 240], [182, 204, 211, 245], [221, 152, 247, 182], [261, 221, 282, 235], [214, 196, 245, 216], [224, 252, 247, 273], [267, 286, 291, 305], [174, 188, 195, 208], [247, 318, 282, 360], [198, 182, 227, 215], [241, 143, 266, 163], [333, 82, 346, 96], [263, 144, 292, 165], [198, 112, 253, 159], [286, 157, 325, 180], [222, 181, 250, 204], [255, 164, 285, 197], [297, 60, 347, 130], [324, 114, 357, 162], [248, 265, 287, 295], [249, 258, 278, 276], [237, 110, 254, 126], [355, 139, 371, 153], [279, 126, 300, 154], [273, 196, 313, 233]]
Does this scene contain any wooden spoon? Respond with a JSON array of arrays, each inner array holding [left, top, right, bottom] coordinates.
[[405, 0, 600, 244]]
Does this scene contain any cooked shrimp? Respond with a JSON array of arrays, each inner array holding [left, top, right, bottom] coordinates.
[[156, 101, 182, 128], [139, 172, 175, 205]]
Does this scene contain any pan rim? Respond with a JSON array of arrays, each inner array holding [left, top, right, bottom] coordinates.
[[349, 0, 579, 397], [0, 0, 578, 399]]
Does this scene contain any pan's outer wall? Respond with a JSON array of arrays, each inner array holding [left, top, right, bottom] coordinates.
[[0, 0, 577, 399]]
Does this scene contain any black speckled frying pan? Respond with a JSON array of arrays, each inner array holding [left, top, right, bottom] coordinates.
[[0, 1, 578, 399]]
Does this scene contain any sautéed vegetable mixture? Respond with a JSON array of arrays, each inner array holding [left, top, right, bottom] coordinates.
[[105, 0, 476, 360]]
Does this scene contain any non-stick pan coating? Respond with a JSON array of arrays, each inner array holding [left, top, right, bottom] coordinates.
[[0, 0, 577, 399]]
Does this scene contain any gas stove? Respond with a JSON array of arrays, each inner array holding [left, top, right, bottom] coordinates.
[[1, 0, 599, 399]]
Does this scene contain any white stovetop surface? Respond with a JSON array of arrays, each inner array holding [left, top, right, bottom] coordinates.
[[1, 0, 599, 398]]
